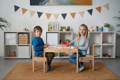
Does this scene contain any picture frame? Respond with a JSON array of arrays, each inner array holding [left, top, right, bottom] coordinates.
[[30, 0, 92, 6]]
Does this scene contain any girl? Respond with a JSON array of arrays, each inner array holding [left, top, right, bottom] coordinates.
[[69, 24, 90, 72]]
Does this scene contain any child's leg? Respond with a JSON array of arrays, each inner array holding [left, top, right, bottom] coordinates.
[[78, 51, 86, 68], [69, 53, 76, 64], [45, 53, 55, 70]]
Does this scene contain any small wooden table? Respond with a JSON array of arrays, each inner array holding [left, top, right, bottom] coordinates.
[[44, 46, 79, 72]]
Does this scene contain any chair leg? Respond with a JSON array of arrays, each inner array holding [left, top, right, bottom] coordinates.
[[32, 60, 34, 72], [43, 61, 47, 72], [92, 60, 94, 71]]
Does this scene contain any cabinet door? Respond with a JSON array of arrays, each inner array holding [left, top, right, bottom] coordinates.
[[46, 32, 59, 45], [5, 32, 17, 45], [17, 46, 30, 58]]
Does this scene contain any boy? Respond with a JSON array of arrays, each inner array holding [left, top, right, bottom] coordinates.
[[32, 25, 54, 71]]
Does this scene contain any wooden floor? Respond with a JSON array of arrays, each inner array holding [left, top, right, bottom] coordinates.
[[0, 57, 120, 80]]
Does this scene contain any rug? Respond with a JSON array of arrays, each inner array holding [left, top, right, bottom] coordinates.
[[3, 62, 120, 80]]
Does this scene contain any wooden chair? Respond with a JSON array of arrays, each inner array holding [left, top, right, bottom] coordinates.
[[32, 46, 47, 72], [77, 43, 95, 72]]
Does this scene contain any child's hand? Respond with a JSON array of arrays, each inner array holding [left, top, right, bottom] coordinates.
[[44, 43, 49, 47]]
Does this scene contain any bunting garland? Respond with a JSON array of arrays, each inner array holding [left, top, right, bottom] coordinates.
[[14, 3, 110, 20], [21, 8, 27, 15], [103, 3, 109, 10], [79, 11, 85, 17], [87, 9, 93, 16], [14, 5, 20, 12], [45, 13, 52, 19], [61, 13, 67, 19], [30, 10, 35, 16], [53, 13, 59, 19], [37, 12, 43, 18], [70, 12, 76, 19], [96, 6, 101, 13]]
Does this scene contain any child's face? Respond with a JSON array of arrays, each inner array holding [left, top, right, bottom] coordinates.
[[34, 30, 42, 37], [79, 26, 87, 36]]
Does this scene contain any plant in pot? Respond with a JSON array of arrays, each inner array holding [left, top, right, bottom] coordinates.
[[104, 23, 110, 32], [0, 17, 9, 31]]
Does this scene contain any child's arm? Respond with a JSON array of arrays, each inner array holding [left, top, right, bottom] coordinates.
[[78, 39, 90, 50], [69, 40, 75, 46], [32, 39, 44, 51]]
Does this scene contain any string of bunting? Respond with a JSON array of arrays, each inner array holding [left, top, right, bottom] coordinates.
[[14, 3, 109, 20]]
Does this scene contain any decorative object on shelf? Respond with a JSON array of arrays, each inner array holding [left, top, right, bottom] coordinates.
[[104, 23, 111, 32], [0, 17, 9, 30], [48, 21, 59, 31], [103, 53, 111, 57], [59, 26, 71, 31], [60, 39, 71, 47], [23, 28, 29, 32], [89, 26, 95, 32], [98, 26, 104, 32]]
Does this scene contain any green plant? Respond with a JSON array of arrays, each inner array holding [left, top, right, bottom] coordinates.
[[104, 23, 110, 27], [0, 17, 9, 30]]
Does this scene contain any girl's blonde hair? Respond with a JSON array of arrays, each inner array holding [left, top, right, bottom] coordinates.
[[75, 24, 89, 46]]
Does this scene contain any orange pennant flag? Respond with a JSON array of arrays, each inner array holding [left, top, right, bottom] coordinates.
[[30, 10, 35, 16], [79, 11, 85, 17], [103, 3, 109, 10], [53, 13, 59, 19], [21, 8, 27, 14], [45, 13, 52, 19], [70, 12, 76, 19], [96, 6, 101, 13]]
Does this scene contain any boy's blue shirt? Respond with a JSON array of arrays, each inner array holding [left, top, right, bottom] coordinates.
[[32, 37, 44, 56]]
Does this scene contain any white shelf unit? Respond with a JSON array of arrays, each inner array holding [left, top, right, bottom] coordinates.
[[4, 32, 31, 58], [46, 31, 73, 58], [89, 32, 116, 58]]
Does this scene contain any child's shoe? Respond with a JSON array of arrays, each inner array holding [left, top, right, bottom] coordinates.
[[78, 66, 85, 72], [47, 66, 52, 71]]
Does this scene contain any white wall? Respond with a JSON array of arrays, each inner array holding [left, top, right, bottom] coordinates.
[[0, 0, 120, 56]]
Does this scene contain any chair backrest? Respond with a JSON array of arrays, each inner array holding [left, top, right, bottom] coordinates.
[[87, 42, 94, 56], [32, 46, 34, 58]]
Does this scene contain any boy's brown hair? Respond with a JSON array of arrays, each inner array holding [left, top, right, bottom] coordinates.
[[34, 25, 42, 32]]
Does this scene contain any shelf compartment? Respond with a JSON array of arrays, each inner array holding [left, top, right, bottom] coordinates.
[[89, 32, 102, 44], [4, 32, 17, 45], [102, 32, 115, 44], [5, 45, 17, 57], [94, 46, 101, 58], [102, 46, 114, 58], [18, 32, 30, 45]]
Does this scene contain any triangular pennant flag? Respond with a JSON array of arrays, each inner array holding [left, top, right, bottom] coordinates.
[[53, 14, 59, 19], [96, 6, 101, 13], [87, 9, 93, 16], [37, 12, 43, 18], [79, 11, 85, 17], [61, 13, 67, 19], [14, 5, 20, 12], [45, 13, 52, 19], [21, 8, 27, 14], [70, 12, 76, 19], [30, 10, 35, 16], [103, 3, 109, 10]]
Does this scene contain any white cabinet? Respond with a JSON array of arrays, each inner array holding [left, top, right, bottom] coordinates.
[[4, 32, 31, 58], [89, 32, 116, 58], [46, 31, 116, 58]]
